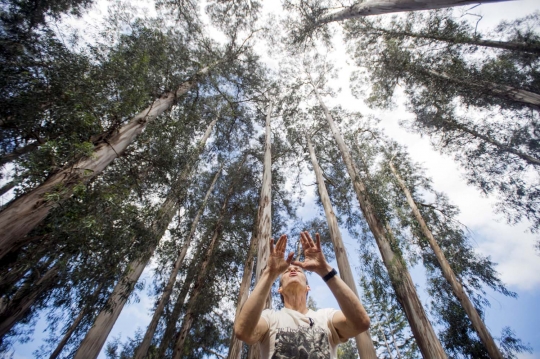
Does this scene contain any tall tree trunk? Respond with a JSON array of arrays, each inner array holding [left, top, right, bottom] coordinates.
[[0, 264, 59, 338], [425, 69, 540, 110], [306, 135, 378, 359], [362, 25, 540, 54], [134, 165, 223, 359], [73, 119, 218, 359], [247, 102, 273, 359], [0, 181, 15, 198], [156, 266, 195, 358], [388, 161, 504, 359], [49, 283, 105, 359], [172, 168, 241, 359], [0, 140, 43, 166], [317, 0, 509, 25], [0, 64, 217, 260], [379, 327, 395, 359], [226, 210, 260, 359], [311, 83, 446, 359]]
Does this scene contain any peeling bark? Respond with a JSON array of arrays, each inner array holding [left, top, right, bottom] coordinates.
[[307, 136, 377, 359], [389, 161, 504, 359], [0, 65, 215, 260]]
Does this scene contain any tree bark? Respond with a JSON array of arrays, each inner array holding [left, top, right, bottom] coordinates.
[[171, 169, 241, 359], [134, 165, 223, 359], [0, 181, 15, 198], [0, 64, 216, 260], [0, 264, 59, 338], [306, 135, 378, 359], [227, 211, 260, 359], [379, 327, 395, 359], [317, 0, 510, 24], [49, 283, 104, 359], [388, 161, 504, 359], [312, 84, 446, 359], [247, 102, 273, 359], [73, 119, 217, 359], [0, 141, 42, 166], [425, 69, 540, 111]]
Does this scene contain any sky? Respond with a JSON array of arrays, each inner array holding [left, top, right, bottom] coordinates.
[[7, 0, 540, 358]]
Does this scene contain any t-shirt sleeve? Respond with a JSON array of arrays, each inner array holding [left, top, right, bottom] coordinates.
[[323, 308, 349, 345], [258, 309, 273, 343]]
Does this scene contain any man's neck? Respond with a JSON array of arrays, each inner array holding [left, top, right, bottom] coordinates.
[[283, 294, 309, 314]]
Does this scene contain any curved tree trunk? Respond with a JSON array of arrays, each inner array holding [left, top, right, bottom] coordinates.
[[247, 102, 273, 359], [388, 161, 504, 359], [227, 210, 260, 359], [318, 0, 509, 24], [0, 264, 59, 338], [0, 64, 217, 260], [306, 135, 378, 359], [134, 165, 223, 359], [73, 119, 218, 359], [312, 83, 446, 359]]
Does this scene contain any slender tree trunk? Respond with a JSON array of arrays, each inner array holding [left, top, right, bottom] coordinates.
[[227, 211, 260, 359], [388, 161, 504, 359], [306, 135, 377, 359], [312, 84, 446, 359], [435, 118, 540, 166], [247, 102, 273, 359], [0, 64, 217, 260], [0, 264, 59, 338], [317, 0, 509, 24], [172, 169, 241, 359], [73, 119, 217, 359], [49, 283, 105, 359], [0, 181, 15, 197], [379, 327, 395, 359], [0, 141, 43, 166], [425, 69, 540, 110], [134, 165, 223, 359], [156, 267, 195, 358], [362, 25, 540, 54]]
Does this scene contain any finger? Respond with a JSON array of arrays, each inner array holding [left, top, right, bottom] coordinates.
[[304, 231, 315, 248], [316, 233, 321, 250], [269, 238, 274, 253], [299, 232, 309, 251], [276, 234, 286, 252], [286, 252, 294, 264]]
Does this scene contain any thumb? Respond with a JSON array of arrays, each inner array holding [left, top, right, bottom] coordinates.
[[286, 252, 294, 264], [291, 260, 306, 268]]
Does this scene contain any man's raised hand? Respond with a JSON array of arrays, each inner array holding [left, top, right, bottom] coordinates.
[[267, 234, 294, 277], [292, 231, 332, 277]]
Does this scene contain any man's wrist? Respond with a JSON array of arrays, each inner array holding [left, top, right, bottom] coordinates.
[[315, 264, 333, 277]]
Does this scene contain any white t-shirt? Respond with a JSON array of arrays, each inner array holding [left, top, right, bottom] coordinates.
[[259, 307, 347, 359]]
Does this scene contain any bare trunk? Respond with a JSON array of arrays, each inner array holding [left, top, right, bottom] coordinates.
[[227, 211, 260, 359], [0, 65, 215, 260], [318, 0, 509, 24], [172, 170, 241, 359], [0, 264, 59, 338], [247, 102, 273, 359], [306, 136, 377, 359], [378, 327, 395, 359], [0, 141, 42, 166], [426, 69, 540, 110], [49, 283, 104, 359], [0, 181, 15, 197], [156, 269, 194, 358], [312, 85, 446, 359], [389, 161, 504, 359], [134, 165, 223, 359], [73, 118, 217, 359]]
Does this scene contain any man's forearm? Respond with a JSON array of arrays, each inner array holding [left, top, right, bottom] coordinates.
[[234, 269, 276, 342]]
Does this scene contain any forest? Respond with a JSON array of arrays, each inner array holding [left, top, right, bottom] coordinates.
[[0, 0, 539, 358]]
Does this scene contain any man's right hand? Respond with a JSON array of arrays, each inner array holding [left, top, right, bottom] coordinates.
[[266, 234, 294, 278]]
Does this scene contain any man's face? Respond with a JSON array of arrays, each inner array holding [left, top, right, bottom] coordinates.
[[280, 265, 308, 289]]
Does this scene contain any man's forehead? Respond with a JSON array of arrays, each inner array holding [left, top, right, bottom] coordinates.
[[283, 265, 304, 273]]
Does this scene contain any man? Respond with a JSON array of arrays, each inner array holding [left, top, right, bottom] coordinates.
[[234, 231, 370, 359]]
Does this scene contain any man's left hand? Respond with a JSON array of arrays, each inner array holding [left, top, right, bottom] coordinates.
[[292, 231, 332, 277]]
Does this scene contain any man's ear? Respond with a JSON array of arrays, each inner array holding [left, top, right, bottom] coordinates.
[[278, 287, 283, 294], [306, 285, 311, 293]]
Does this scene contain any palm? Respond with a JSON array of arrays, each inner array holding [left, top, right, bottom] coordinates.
[[267, 235, 294, 275], [292, 232, 329, 274]]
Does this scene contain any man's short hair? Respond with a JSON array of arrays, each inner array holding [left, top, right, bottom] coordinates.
[[278, 269, 309, 305]]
